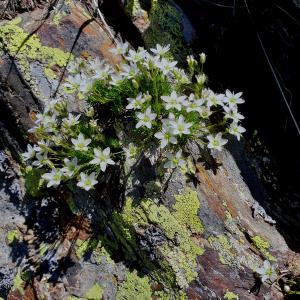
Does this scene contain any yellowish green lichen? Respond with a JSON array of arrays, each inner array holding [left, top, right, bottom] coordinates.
[[173, 188, 204, 234], [0, 17, 72, 83], [44, 66, 57, 80], [85, 283, 103, 300], [111, 191, 204, 290], [12, 271, 25, 295], [6, 229, 19, 244], [52, 11, 66, 26], [116, 271, 152, 300], [251, 235, 276, 262], [224, 291, 239, 300], [75, 239, 113, 264], [208, 235, 236, 265]]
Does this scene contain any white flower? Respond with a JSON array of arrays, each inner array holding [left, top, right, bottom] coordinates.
[[172, 68, 190, 84], [161, 91, 186, 111], [207, 133, 228, 151], [92, 64, 113, 80], [126, 92, 147, 110], [256, 260, 277, 283], [183, 93, 204, 113], [44, 99, 67, 114], [124, 143, 137, 160], [71, 133, 91, 151], [77, 172, 98, 191], [42, 168, 63, 187], [64, 74, 82, 90], [89, 147, 115, 172], [110, 42, 129, 55], [170, 115, 193, 135], [34, 140, 51, 154], [224, 90, 244, 107], [110, 73, 124, 86], [62, 113, 81, 127], [164, 150, 186, 169], [78, 73, 92, 94], [67, 58, 81, 74], [62, 157, 78, 177], [187, 55, 197, 67], [206, 91, 224, 107], [229, 123, 246, 141], [224, 106, 244, 123], [22, 144, 36, 161], [150, 44, 170, 56], [143, 54, 160, 70], [35, 113, 56, 126], [154, 125, 177, 148], [199, 52, 206, 64], [120, 63, 139, 79], [136, 107, 157, 129], [199, 107, 212, 119], [157, 58, 177, 75], [32, 152, 51, 168], [126, 48, 147, 63]]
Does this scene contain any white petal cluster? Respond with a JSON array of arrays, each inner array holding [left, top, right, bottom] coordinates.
[[23, 42, 247, 193], [256, 260, 277, 283]]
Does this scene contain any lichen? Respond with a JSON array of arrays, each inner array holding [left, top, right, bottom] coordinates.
[[85, 283, 103, 300], [173, 188, 204, 234], [224, 291, 239, 300], [208, 235, 236, 265], [12, 271, 25, 295], [0, 17, 71, 84], [6, 229, 20, 244], [251, 235, 276, 262], [111, 192, 204, 290], [75, 238, 113, 264], [52, 11, 66, 26], [116, 271, 152, 300], [44, 66, 57, 80]]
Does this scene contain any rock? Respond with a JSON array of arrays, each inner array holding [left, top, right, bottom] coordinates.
[[0, 1, 300, 299]]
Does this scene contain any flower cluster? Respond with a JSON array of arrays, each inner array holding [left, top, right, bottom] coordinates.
[[22, 42, 246, 191], [22, 99, 116, 191]]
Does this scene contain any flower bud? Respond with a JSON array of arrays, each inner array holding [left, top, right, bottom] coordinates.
[[199, 53, 206, 64], [85, 107, 95, 118], [132, 79, 139, 89], [187, 55, 197, 68], [196, 74, 207, 86], [283, 285, 290, 293]]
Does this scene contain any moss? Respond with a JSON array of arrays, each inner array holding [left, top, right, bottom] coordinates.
[[116, 271, 152, 300], [208, 235, 236, 265], [224, 291, 239, 300], [6, 229, 19, 244], [173, 188, 204, 234], [85, 283, 103, 300], [251, 235, 276, 262], [12, 272, 25, 295], [0, 17, 72, 83], [143, 0, 188, 63], [24, 167, 45, 197]]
